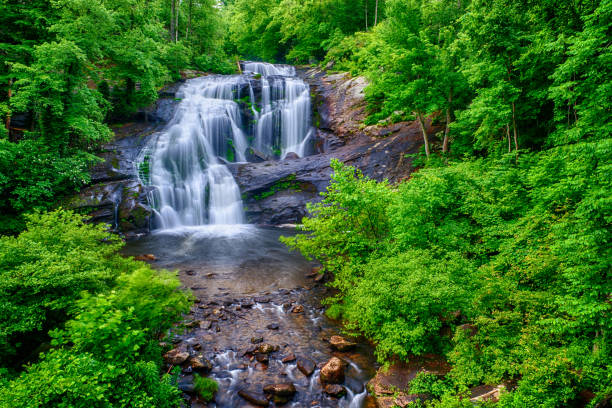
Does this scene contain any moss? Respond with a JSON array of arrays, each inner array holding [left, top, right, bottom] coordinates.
[[253, 174, 301, 200]]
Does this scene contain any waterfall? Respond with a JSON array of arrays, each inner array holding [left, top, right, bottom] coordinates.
[[144, 62, 313, 230]]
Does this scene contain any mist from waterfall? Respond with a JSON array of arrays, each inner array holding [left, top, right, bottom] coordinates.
[[144, 62, 313, 230]]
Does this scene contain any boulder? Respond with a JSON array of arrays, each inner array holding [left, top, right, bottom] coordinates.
[[189, 355, 212, 372], [297, 358, 315, 376], [164, 348, 189, 365], [282, 354, 296, 363], [263, 383, 296, 397], [257, 343, 278, 354], [320, 357, 346, 384], [263, 383, 296, 405], [238, 390, 269, 406], [329, 335, 357, 352], [324, 384, 347, 398]]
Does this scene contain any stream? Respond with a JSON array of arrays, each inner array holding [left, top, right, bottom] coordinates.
[[124, 227, 377, 407], [126, 62, 377, 406]]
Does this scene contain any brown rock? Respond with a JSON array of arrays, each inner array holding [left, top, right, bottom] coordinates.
[[163, 348, 189, 365], [320, 357, 346, 384], [324, 384, 347, 398], [257, 343, 278, 354], [263, 383, 296, 397], [238, 390, 269, 406], [189, 355, 212, 372], [329, 335, 357, 351], [297, 358, 315, 376], [134, 253, 156, 261], [291, 305, 304, 313], [282, 354, 297, 363]]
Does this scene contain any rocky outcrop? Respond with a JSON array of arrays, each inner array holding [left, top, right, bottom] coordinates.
[[367, 359, 449, 408], [231, 67, 431, 225], [66, 83, 181, 236]]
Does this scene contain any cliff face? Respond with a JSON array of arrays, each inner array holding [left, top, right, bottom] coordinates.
[[69, 69, 428, 232], [65, 82, 183, 237], [232, 67, 427, 225]]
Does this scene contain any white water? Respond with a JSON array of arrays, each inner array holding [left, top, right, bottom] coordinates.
[[145, 62, 314, 229]]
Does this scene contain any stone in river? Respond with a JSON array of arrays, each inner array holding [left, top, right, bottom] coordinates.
[[320, 357, 346, 384], [238, 390, 269, 406], [163, 348, 189, 365], [324, 384, 347, 398], [282, 354, 296, 363], [329, 335, 357, 351], [297, 358, 315, 376]]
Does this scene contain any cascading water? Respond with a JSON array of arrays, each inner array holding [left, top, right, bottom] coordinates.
[[144, 62, 314, 230]]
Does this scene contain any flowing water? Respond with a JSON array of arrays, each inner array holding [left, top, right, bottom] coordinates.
[[143, 61, 314, 229], [130, 62, 376, 406], [124, 227, 377, 407]]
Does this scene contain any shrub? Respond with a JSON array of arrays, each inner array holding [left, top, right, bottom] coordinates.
[[0, 210, 126, 364]]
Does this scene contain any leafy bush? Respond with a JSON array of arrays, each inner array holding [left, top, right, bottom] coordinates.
[[0, 211, 190, 407], [284, 146, 611, 406], [0, 140, 97, 234], [0, 210, 126, 364]]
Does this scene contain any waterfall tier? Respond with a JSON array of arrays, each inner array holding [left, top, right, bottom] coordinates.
[[144, 62, 313, 229]]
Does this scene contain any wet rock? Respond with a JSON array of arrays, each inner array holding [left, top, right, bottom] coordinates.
[[201, 320, 213, 330], [255, 353, 269, 364], [257, 343, 278, 354], [329, 335, 357, 351], [324, 384, 347, 398], [135, 254, 156, 261], [241, 299, 254, 308], [282, 354, 296, 363], [263, 383, 297, 403], [189, 355, 212, 373], [254, 296, 271, 303], [320, 357, 346, 384], [178, 376, 195, 393], [282, 303, 292, 310], [266, 323, 280, 330], [251, 336, 264, 344], [185, 269, 196, 276], [186, 320, 202, 329], [283, 152, 300, 160], [291, 305, 304, 313], [164, 348, 189, 365], [367, 360, 450, 407], [238, 390, 269, 406], [297, 358, 315, 376]]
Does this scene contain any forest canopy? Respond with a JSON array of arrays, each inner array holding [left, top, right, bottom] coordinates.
[[0, 0, 610, 407]]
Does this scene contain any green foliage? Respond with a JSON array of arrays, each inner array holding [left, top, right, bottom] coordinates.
[[0, 140, 97, 233], [0, 210, 190, 407], [254, 174, 300, 200], [193, 375, 218, 402], [285, 146, 611, 406], [0, 210, 126, 363]]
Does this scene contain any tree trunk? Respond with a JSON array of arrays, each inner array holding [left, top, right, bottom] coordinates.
[[5, 78, 12, 135], [365, 1, 368, 31], [175, 2, 179, 42], [511, 101, 518, 152], [442, 89, 452, 154], [374, 0, 379, 26], [170, 0, 175, 42], [416, 111, 431, 159], [186, 0, 192, 41], [506, 124, 511, 153]]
